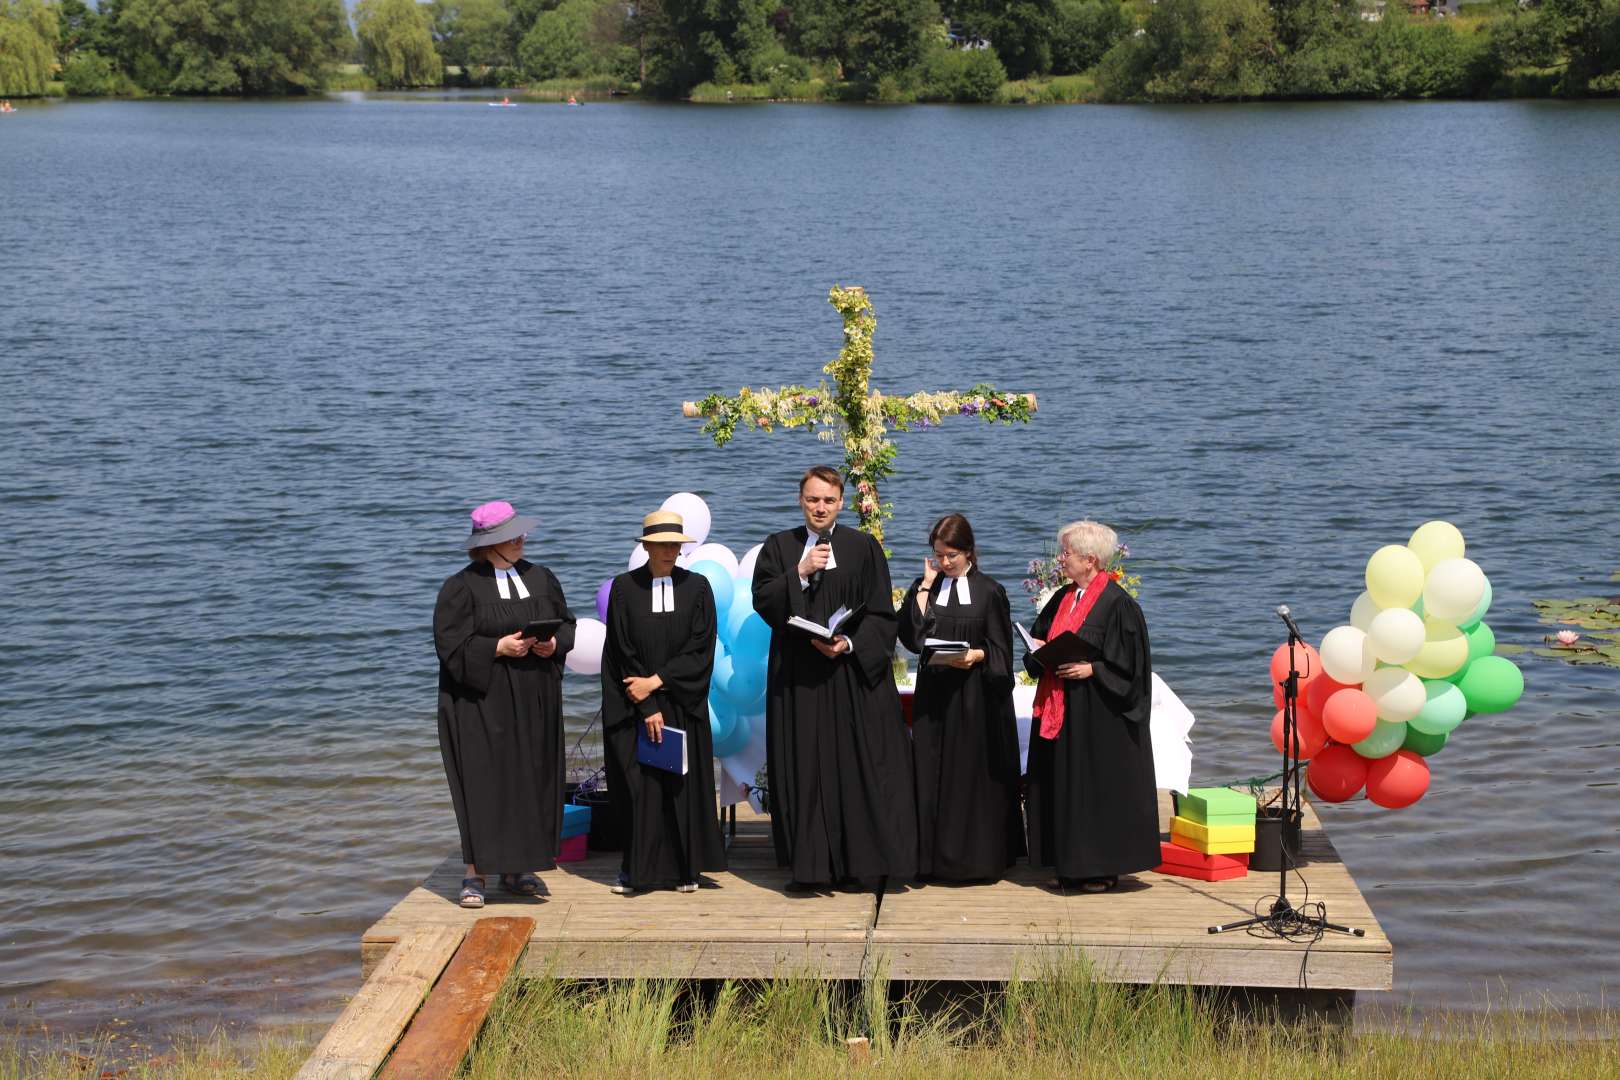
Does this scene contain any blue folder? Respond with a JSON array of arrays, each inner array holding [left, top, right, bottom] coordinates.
[[636, 725, 688, 775]]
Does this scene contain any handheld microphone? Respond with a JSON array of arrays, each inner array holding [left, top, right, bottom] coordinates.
[[1276, 604, 1304, 642], [809, 531, 832, 588]]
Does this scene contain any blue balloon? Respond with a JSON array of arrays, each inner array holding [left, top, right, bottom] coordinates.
[[726, 658, 767, 710], [688, 559, 735, 613], [711, 651, 735, 701], [734, 611, 772, 661], [708, 697, 738, 745], [712, 711, 751, 758], [723, 590, 755, 649]]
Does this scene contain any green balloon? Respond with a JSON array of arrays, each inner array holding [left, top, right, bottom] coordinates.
[[1465, 621, 1495, 665], [1445, 658, 1470, 686], [1403, 726, 1449, 756], [1411, 679, 1467, 735], [1459, 655, 1524, 714], [1458, 576, 1492, 632], [1353, 718, 1408, 759]]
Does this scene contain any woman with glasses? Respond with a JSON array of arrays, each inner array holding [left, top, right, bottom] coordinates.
[[1023, 520, 1157, 894], [897, 513, 1024, 882], [434, 500, 577, 908]]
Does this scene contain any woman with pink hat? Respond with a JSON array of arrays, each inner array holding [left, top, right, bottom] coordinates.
[[434, 500, 577, 908]]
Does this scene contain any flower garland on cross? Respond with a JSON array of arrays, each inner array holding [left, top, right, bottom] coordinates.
[[681, 285, 1036, 549]]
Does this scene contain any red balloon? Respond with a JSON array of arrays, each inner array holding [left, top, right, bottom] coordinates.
[[1270, 641, 1323, 692], [1321, 688, 1378, 744], [1271, 706, 1328, 759], [1307, 743, 1368, 803], [1305, 673, 1354, 718], [1365, 750, 1430, 809]]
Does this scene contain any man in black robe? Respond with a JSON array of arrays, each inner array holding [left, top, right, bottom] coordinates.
[[752, 466, 918, 887], [600, 511, 727, 894]]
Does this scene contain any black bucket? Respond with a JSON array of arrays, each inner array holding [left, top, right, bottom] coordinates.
[[574, 786, 623, 853], [1251, 808, 1303, 872]]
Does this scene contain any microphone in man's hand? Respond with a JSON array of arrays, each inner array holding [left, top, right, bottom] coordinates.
[[810, 531, 832, 588]]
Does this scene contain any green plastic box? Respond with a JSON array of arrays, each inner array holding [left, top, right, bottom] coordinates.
[[1176, 787, 1258, 826]]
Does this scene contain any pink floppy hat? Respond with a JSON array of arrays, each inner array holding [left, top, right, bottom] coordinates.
[[463, 500, 538, 549]]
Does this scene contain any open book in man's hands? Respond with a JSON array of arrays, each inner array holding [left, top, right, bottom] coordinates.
[[787, 602, 866, 640]]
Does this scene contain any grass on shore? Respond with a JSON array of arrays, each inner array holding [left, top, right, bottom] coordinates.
[[7, 965, 1616, 1078]]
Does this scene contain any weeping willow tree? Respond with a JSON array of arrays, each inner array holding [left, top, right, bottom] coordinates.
[[0, 0, 58, 97], [356, 0, 443, 88]]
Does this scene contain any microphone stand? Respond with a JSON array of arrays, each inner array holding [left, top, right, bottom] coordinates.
[[1208, 606, 1364, 939]]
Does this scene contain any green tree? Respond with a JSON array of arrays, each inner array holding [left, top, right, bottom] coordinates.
[[356, 0, 443, 87], [843, 0, 940, 80], [1050, 0, 1130, 73], [945, 0, 1058, 78], [1541, 0, 1620, 94], [432, 0, 514, 70], [517, 0, 632, 79], [1097, 0, 1276, 100], [0, 0, 58, 96], [115, 0, 352, 94], [63, 48, 120, 93]]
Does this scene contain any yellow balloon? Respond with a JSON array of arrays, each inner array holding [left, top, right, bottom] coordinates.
[[1365, 545, 1425, 610], [1407, 616, 1469, 678], [1408, 520, 1465, 572]]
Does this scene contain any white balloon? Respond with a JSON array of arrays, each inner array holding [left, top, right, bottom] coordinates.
[[1319, 625, 1376, 685], [1364, 666, 1425, 723], [686, 542, 739, 577], [1423, 557, 1486, 622], [564, 617, 606, 675], [627, 544, 649, 571], [1349, 591, 1381, 633], [660, 492, 712, 546], [737, 543, 763, 585], [1367, 607, 1426, 665]]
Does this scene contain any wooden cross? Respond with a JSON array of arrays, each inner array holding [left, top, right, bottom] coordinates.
[[681, 285, 1036, 548]]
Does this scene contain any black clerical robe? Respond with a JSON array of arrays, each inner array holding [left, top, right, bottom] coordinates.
[[600, 566, 727, 889], [753, 524, 918, 884], [1022, 578, 1159, 881], [897, 569, 1024, 880], [434, 560, 577, 874]]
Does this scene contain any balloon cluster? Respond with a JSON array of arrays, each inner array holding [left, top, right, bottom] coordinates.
[[562, 493, 771, 775], [1267, 520, 1524, 810]]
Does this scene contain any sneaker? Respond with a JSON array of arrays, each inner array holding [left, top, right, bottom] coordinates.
[[676, 881, 698, 893], [609, 873, 635, 895]]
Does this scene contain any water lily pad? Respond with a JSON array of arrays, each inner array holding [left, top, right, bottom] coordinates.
[[1533, 593, 1620, 666]]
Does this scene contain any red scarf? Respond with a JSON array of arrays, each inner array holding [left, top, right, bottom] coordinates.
[[1032, 574, 1110, 740]]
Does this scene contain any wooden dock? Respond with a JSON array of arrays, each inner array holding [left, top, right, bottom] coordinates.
[[361, 794, 1392, 995]]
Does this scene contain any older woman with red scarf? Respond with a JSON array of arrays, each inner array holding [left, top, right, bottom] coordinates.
[[1022, 520, 1158, 893]]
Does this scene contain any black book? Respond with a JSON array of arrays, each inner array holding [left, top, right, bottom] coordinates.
[[520, 618, 563, 640], [1017, 623, 1103, 668]]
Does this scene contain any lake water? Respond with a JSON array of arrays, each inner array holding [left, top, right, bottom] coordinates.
[[2, 95, 1618, 1044]]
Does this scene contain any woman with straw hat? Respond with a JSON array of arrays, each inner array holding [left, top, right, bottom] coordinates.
[[434, 500, 577, 909], [600, 510, 726, 895]]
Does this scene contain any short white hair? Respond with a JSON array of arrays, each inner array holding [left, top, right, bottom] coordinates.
[[1058, 520, 1117, 565]]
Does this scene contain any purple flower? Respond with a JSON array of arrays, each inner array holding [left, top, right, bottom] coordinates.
[[806, 395, 819, 406], [1117, 543, 1131, 558], [958, 401, 980, 415]]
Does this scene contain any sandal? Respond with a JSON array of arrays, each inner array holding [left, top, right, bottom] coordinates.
[[1079, 876, 1118, 894], [459, 876, 486, 908], [500, 872, 541, 896]]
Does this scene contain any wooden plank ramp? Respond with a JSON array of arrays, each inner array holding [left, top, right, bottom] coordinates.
[[296, 925, 464, 1080], [377, 916, 533, 1080], [358, 795, 1391, 999]]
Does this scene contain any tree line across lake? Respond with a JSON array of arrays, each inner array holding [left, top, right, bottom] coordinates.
[[1, 0, 1616, 103]]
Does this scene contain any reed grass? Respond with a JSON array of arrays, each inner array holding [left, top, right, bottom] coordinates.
[[5, 968, 1615, 1078]]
